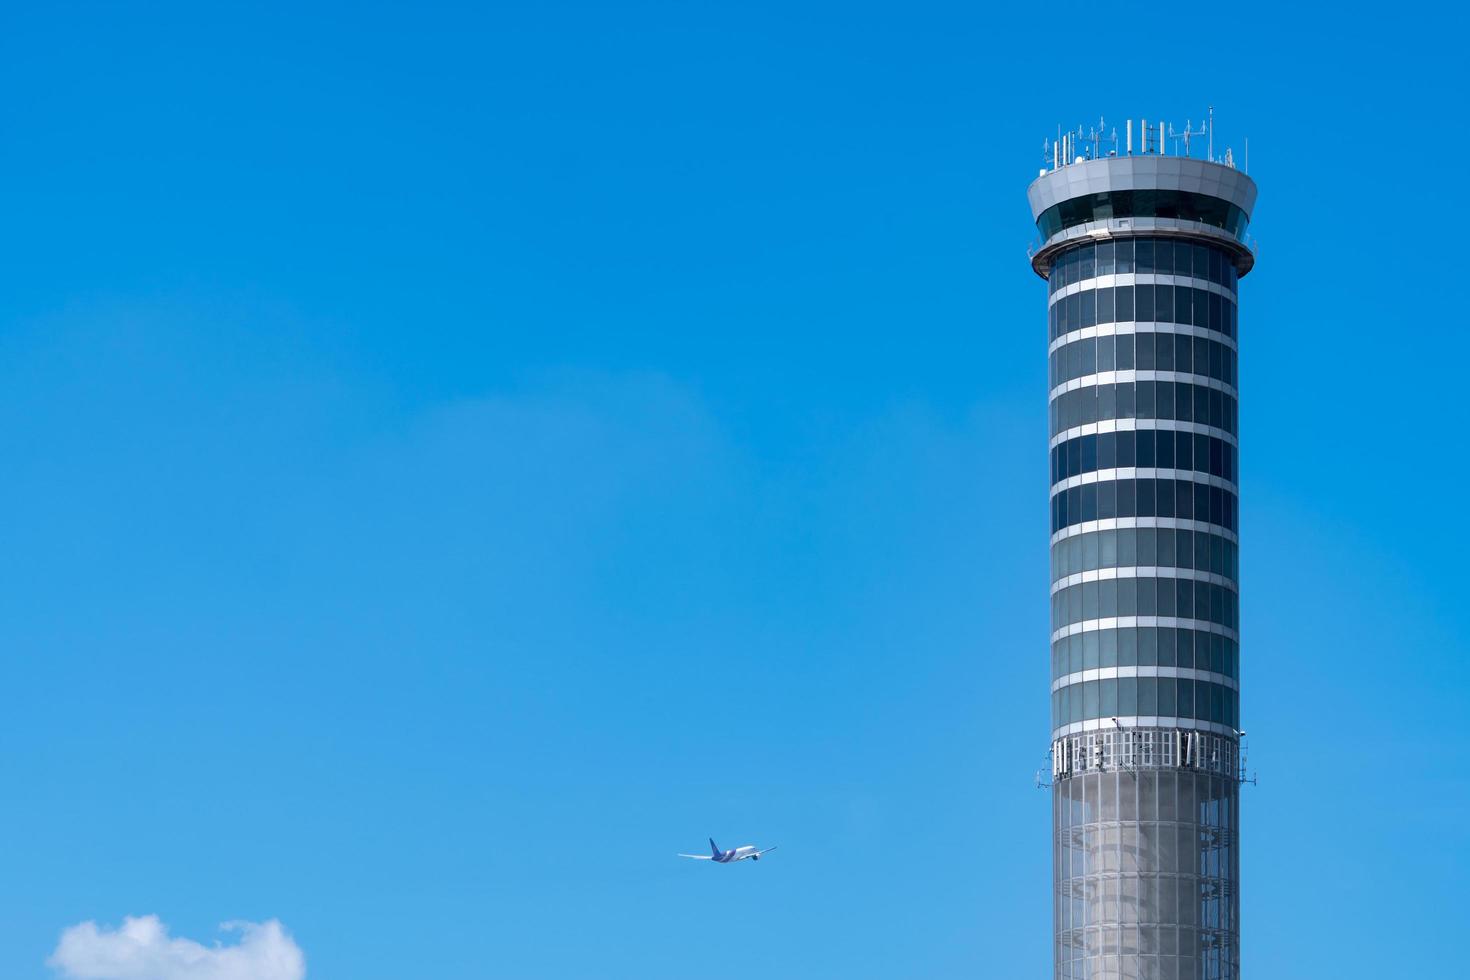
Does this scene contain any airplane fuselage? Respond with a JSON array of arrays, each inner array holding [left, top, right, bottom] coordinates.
[[716, 846, 762, 863]]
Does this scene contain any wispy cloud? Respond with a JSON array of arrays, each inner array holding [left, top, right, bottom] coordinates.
[[49, 916, 304, 980]]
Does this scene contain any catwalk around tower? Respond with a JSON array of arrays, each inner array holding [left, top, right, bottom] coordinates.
[[1028, 121, 1257, 980]]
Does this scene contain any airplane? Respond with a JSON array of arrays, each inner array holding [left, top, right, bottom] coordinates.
[[678, 838, 777, 864]]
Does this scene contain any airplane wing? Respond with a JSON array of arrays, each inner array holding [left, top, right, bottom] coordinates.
[[756, 846, 778, 856], [677, 853, 713, 860]]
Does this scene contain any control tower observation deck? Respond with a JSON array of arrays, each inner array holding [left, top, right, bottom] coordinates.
[[1026, 118, 1257, 980]]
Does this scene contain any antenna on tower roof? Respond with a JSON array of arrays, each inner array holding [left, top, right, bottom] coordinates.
[[1170, 118, 1208, 158], [1035, 112, 1248, 172]]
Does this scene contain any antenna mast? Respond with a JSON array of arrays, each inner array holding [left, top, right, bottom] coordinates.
[[1170, 119, 1207, 158]]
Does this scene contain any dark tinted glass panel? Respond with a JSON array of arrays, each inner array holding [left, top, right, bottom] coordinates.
[[1156, 333, 1175, 372], [1190, 244, 1207, 279], [1135, 239, 1154, 272], [1137, 429, 1156, 467], [1136, 333, 1156, 370], [1155, 285, 1173, 322], [1117, 431, 1136, 467], [1115, 332, 1134, 369], [1116, 285, 1135, 322], [1155, 240, 1174, 275], [1137, 284, 1155, 321]]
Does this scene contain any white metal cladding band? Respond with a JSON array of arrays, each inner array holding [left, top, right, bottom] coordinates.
[[1053, 593, 1238, 631], [1050, 566, 1238, 596], [1047, 320, 1239, 357], [1051, 516, 1240, 548], [1051, 517, 1239, 549], [1049, 371, 1238, 402], [1049, 383, 1238, 420], [1050, 419, 1237, 452], [1053, 718, 1242, 740], [1050, 468, 1238, 497], [1050, 728, 1238, 780], [1048, 273, 1238, 306], [1051, 666, 1237, 693], [1051, 616, 1239, 645]]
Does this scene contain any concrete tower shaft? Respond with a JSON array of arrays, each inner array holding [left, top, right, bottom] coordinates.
[[1027, 150, 1257, 980]]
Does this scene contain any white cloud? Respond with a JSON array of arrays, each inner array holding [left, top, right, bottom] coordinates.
[[49, 916, 305, 980]]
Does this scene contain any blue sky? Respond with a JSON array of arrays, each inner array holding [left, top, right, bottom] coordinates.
[[1, 1, 1466, 977]]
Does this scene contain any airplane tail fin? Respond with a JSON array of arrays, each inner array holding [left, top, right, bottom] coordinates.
[[709, 838, 720, 857]]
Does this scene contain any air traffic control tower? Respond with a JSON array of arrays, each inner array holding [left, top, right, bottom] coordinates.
[[1028, 118, 1256, 980]]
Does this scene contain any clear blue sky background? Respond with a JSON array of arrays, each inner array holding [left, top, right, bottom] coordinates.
[[1, 2, 1466, 977]]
